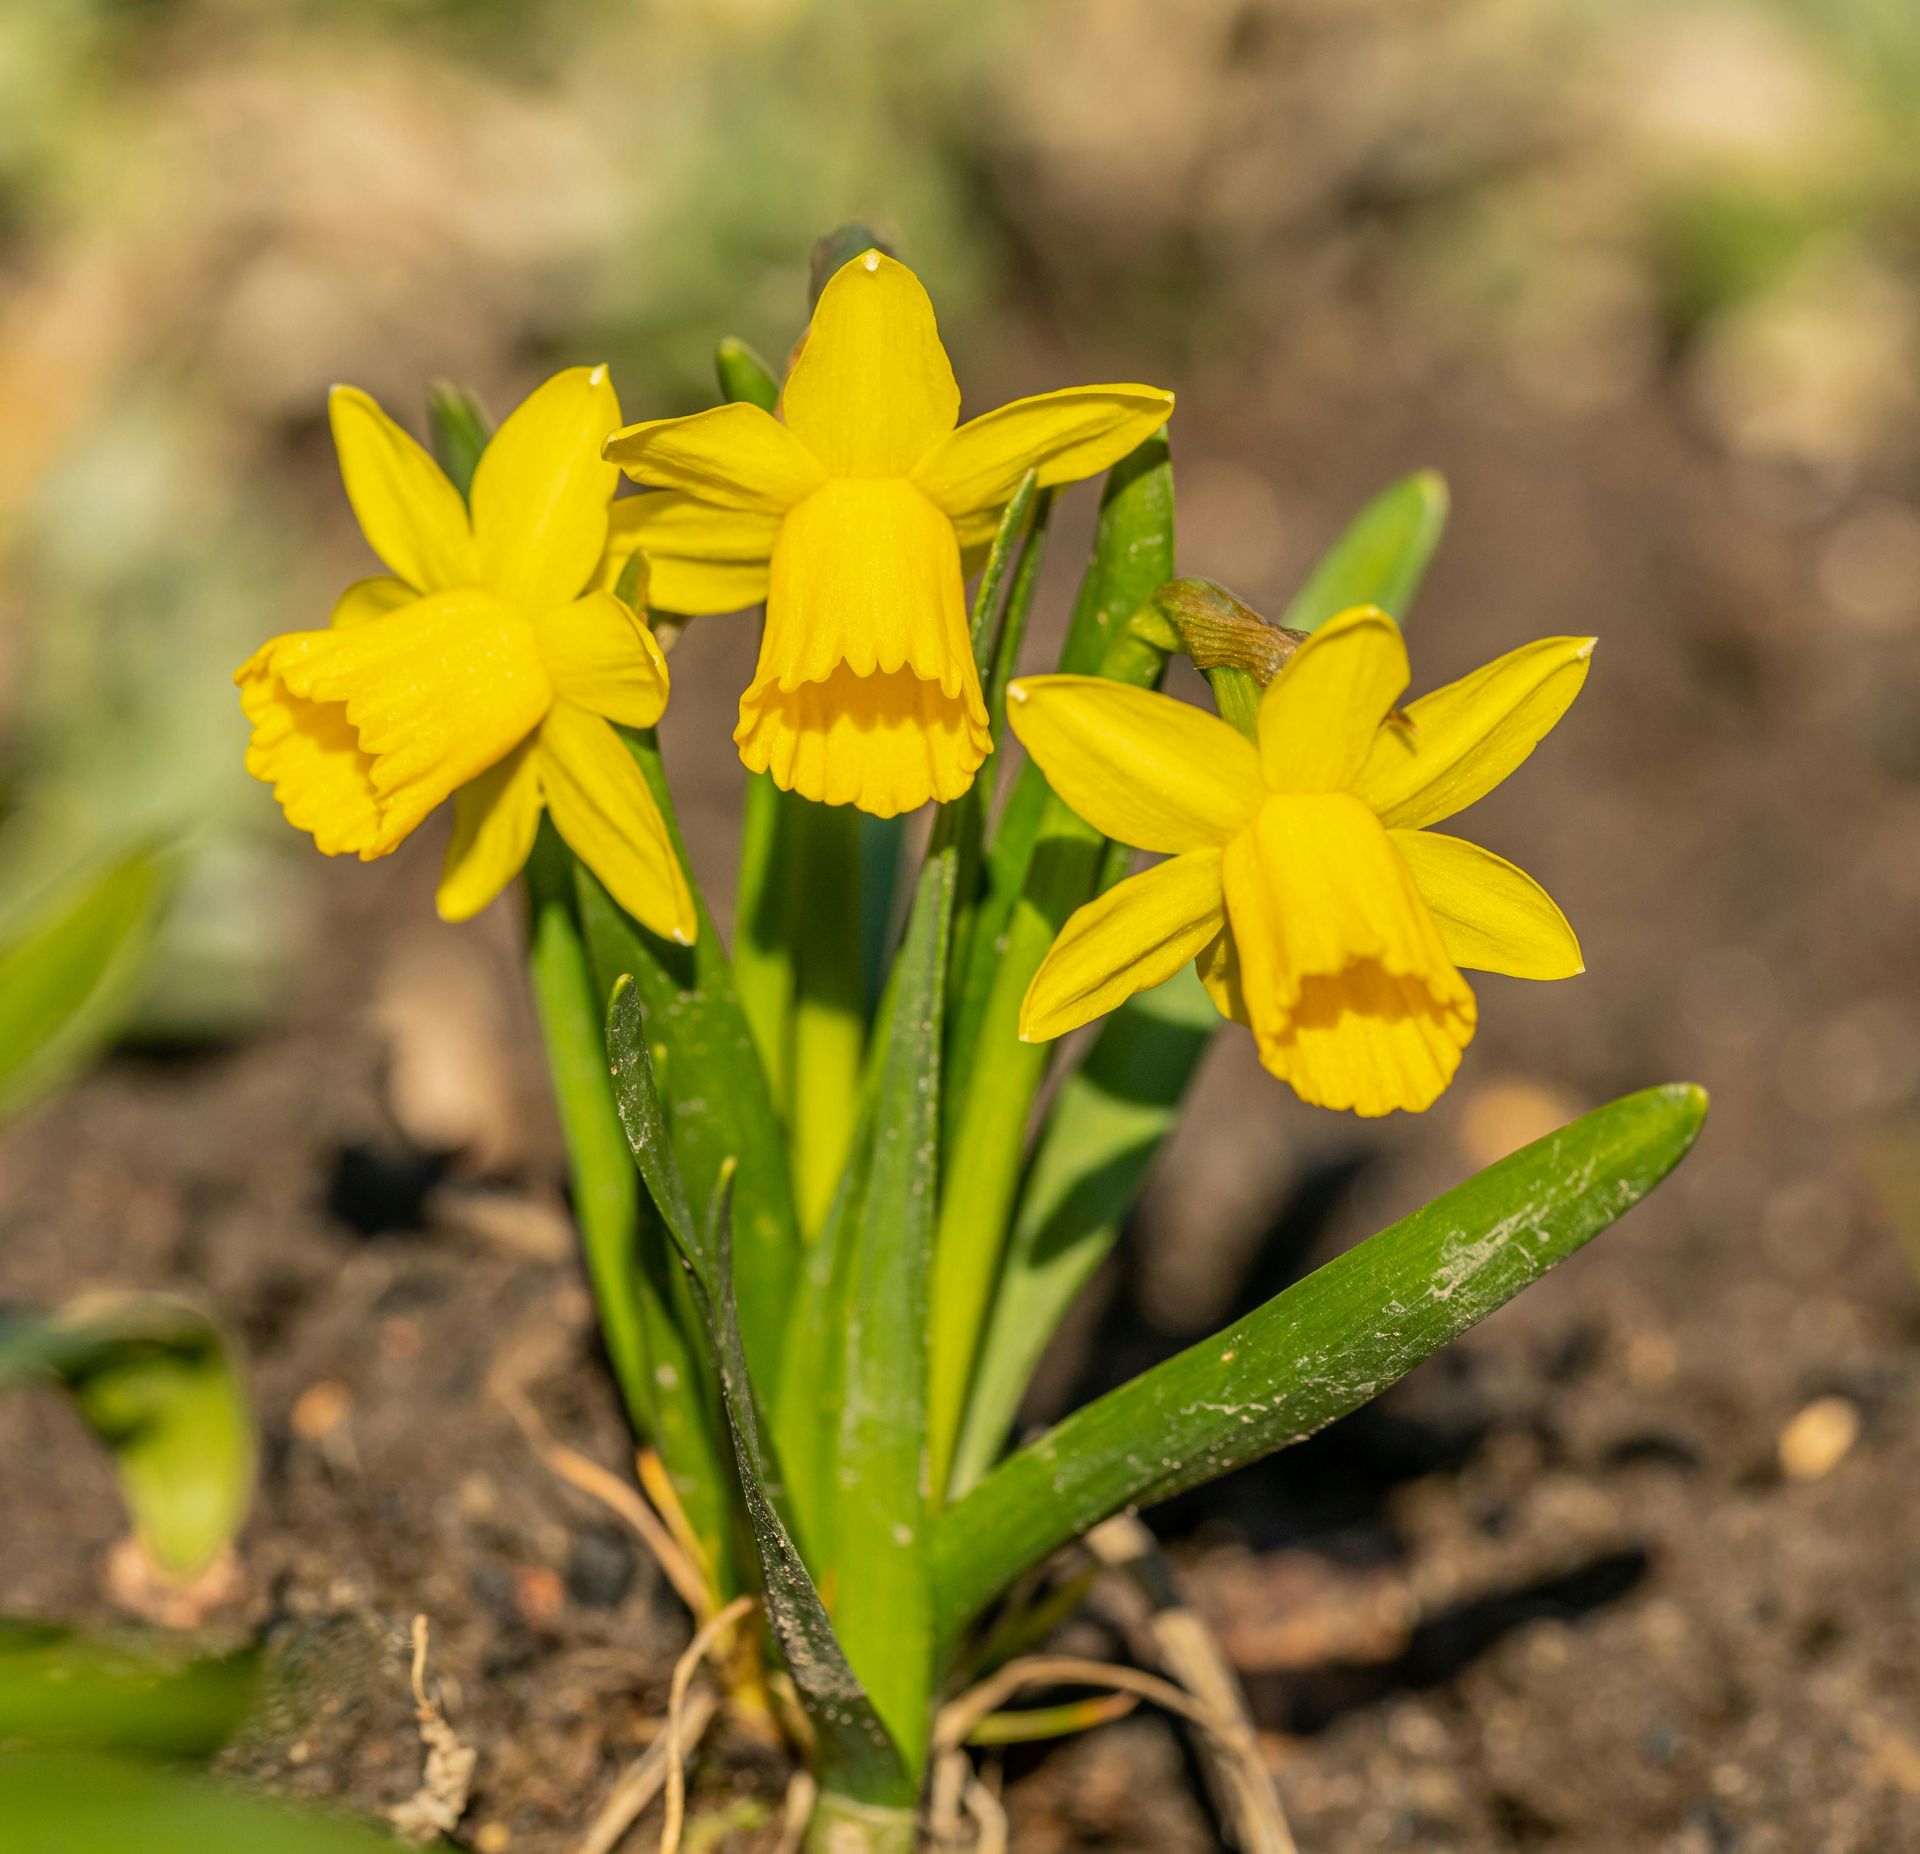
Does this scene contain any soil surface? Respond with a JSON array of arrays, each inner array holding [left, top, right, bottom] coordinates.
[[4, 317, 1919, 1854]]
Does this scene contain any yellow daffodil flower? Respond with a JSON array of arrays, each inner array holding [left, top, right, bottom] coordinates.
[[236, 369, 694, 943], [1008, 608, 1593, 1116], [601, 250, 1174, 817]]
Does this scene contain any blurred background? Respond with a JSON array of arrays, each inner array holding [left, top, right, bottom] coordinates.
[[2, 1, 1917, 1849]]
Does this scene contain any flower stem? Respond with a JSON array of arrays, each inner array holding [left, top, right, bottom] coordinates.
[[789, 797, 866, 1235]]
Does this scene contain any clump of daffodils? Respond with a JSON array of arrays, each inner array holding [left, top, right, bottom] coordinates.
[[233, 239, 1702, 1852]]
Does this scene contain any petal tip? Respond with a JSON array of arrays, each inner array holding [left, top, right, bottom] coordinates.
[[1577, 637, 1598, 659]]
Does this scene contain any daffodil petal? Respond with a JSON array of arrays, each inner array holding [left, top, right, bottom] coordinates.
[[538, 702, 696, 946], [1354, 636, 1596, 830], [780, 250, 959, 475], [437, 738, 544, 922], [535, 591, 670, 728], [1194, 927, 1249, 1027], [1021, 850, 1226, 1043], [236, 650, 385, 859], [331, 577, 415, 629], [737, 476, 988, 815], [262, 589, 550, 847], [1005, 675, 1261, 852], [328, 386, 477, 593], [1222, 792, 1474, 1116], [603, 402, 827, 513], [912, 385, 1175, 517], [597, 492, 780, 613], [1390, 830, 1583, 980], [470, 365, 622, 612], [1257, 606, 1411, 795]]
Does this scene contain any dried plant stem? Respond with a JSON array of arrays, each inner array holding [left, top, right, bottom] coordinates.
[[574, 1685, 719, 1854], [1086, 1515, 1298, 1854], [660, 1595, 760, 1854], [494, 1376, 712, 1621]]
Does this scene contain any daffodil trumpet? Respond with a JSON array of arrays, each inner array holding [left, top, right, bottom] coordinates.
[[603, 248, 1174, 817], [1009, 606, 1592, 1115], [236, 368, 695, 945]]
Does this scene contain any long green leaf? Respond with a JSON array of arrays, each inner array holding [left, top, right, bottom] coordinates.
[[1281, 469, 1448, 633], [951, 966, 1217, 1493], [826, 832, 955, 1772], [0, 851, 166, 1125], [572, 732, 800, 1390], [0, 1295, 252, 1580], [0, 1623, 256, 1759], [0, 1751, 403, 1853], [930, 441, 1176, 1499], [522, 830, 733, 1583], [605, 984, 912, 1806], [934, 1083, 1708, 1640]]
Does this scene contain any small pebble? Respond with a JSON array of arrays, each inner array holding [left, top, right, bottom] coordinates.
[[290, 1380, 352, 1440], [1777, 1395, 1859, 1481]]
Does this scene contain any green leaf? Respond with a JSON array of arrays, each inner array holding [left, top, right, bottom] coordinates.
[[824, 831, 955, 1772], [930, 439, 1176, 1501], [0, 851, 166, 1125], [0, 1750, 403, 1853], [0, 1623, 257, 1758], [605, 985, 912, 1806], [714, 336, 781, 413], [1280, 469, 1449, 634], [522, 829, 733, 1585], [934, 1084, 1708, 1640], [950, 966, 1217, 1494], [572, 731, 800, 1392], [424, 382, 492, 502], [0, 1295, 253, 1580]]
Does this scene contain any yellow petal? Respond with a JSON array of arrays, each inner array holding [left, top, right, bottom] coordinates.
[[1222, 792, 1475, 1115], [329, 385, 477, 593], [736, 478, 989, 816], [1004, 675, 1260, 852], [259, 589, 550, 848], [780, 250, 959, 475], [1257, 606, 1410, 796], [1390, 830, 1583, 980], [737, 668, 989, 818], [538, 702, 696, 946], [1021, 850, 1225, 1042], [598, 492, 780, 613], [1354, 636, 1595, 830], [911, 385, 1175, 517], [236, 651, 385, 859], [331, 576, 415, 629], [438, 738, 544, 922], [470, 365, 623, 612], [1194, 927, 1249, 1027], [535, 591, 670, 728], [603, 402, 827, 513]]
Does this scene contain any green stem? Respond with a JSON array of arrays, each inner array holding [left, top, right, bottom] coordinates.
[[521, 832, 734, 1582], [789, 798, 866, 1236], [734, 771, 796, 1114], [925, 631, 1166, 1503]]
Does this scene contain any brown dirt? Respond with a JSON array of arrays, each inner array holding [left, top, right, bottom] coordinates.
[[4, 317, 1919, 1854]]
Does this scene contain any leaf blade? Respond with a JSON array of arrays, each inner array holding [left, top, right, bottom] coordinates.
[[1280, 469, 1449, 634], [934, 1083, 1708, 1639]]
